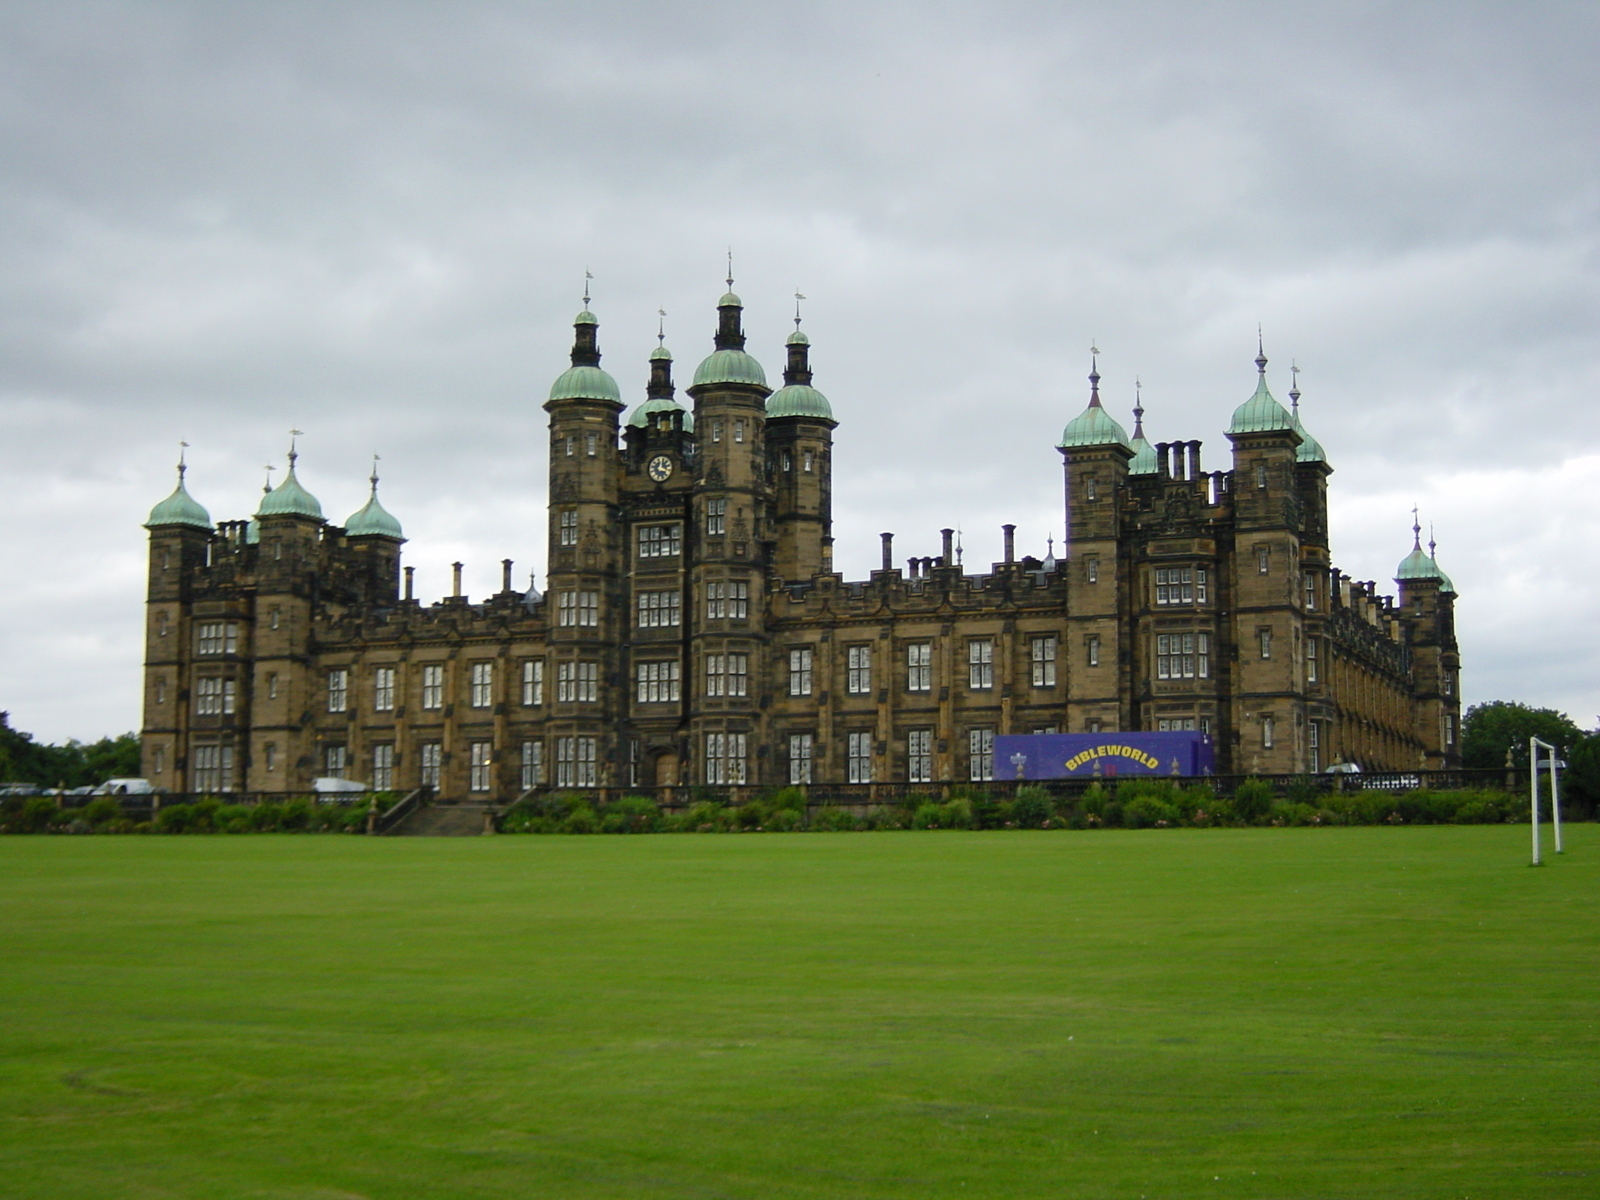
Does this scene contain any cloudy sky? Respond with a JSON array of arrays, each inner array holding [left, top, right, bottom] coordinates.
[[2, 1, 1597, 744]]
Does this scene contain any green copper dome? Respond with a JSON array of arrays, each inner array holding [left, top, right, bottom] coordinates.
[[787, 329, 810, 346], [1059, 362, 1131, 450], [1127, 432, 1158, 474], [548, 364, 622, 403], [1397, 529, 1455, 591], [345, 487, 403, 539], [767, 382, 833, 420], [146, 470, 211, 529], [573, 308, 598, 326], [692, 348, 767, 388], [627, 396, 695, 432], [719, 291, 742, 308], [257, 464, 323, 520], [1292, 412, 1326, 463], [1229, 356, 1295, 435]]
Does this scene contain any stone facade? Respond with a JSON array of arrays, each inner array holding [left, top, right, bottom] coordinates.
[[140, 294, 1460, 797]]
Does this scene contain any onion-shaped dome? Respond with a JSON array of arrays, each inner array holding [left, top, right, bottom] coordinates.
[[146, 464, 211, 529], [257, 460, 323, 520], [1127, 400, 1157, 474], [1288, 378, 1326, 463], [1396, 523, 1455, 591], [628, 396, 695, 431], [345, 478, 403, 539], [1229, 348, 1295, 434], [767, 328, 832, 419], [548, 308, 622, 403], [1059, 361, 1131, 449], [692, 347, 767, 388], [629, 343, 695, 431], [691, 291, 768, 389], [767, 383, 832, 419], [523, 571, 543, 610]]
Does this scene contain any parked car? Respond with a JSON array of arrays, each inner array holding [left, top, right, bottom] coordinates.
[[90, 778, 155, 795], [312, 777, 369, 799], [0, 783, 44, 797]]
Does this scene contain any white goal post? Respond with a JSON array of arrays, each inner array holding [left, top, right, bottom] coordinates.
[[1529, 736, 1564, 866]]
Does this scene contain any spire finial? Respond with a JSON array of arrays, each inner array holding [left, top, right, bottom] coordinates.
[[657, 307, 667, 346], [288, 429, 303, 470], [1132, 378, 1145, 438], [582, 268, 592, 310], [176, 440, 189, 483], [1289, 360, 1301, 413], [262, 464, 274, 495], [1411, 505, 1422, 550], [1428, 523, 1438, 559], [794, 289, 806, 330], [369, 453, 381, 495], [1255, 326, 1267, 375], [726, 248, 734, 291], [1088, 342, 1101, 407]]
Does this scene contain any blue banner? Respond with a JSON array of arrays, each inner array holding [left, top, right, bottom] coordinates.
[[993, 732, 1215, 779]]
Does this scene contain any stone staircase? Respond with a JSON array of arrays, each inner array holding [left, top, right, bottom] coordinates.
[[386, 802, 496, 836]]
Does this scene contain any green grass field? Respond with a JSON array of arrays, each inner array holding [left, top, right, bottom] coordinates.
[[1, 827, 1595, 1199]]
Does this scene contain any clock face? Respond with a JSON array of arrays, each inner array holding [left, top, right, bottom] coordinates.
[[647, 455, 673, 483]]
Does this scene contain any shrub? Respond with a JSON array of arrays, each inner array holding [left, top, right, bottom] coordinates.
[[81, 797, 123, 826], [768, 787, 808, 813], [765, 808, 802, 832], [278, 799, 312, 831], [560, 805, 599, 834], [249, 802, 283, 831], [1122, 794, 1180, 829], [606, 795, 662, 834], [809, 806, 856, 832], [1454, 796, 1507, 824], [910, 801, 946, 829], [1232, 779, 1274, 823], [683, 800, 729, 832], [1271, 801, 1322, 826], [1080, 782, 1108, 819], [1011, 787, 1053, 828], [155, 803, 196, 834]]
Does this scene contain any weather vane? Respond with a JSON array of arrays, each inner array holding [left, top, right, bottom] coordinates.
[[794, 290, 806, 329], [658, 307, 667, 345], [582, 269, 592, 309]]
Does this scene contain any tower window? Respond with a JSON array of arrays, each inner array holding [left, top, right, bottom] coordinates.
[[520, 740, 544, 788], [706, 580, 749, 619], [1308, 722, 1320, 772], [788, 733, 813, 785], [1307, 637, 1319, 684], [1086, 476, 1098, 501], [191, 743, 235, 792], [711, 419, 722, 442], [195, 622, 237, 656], [559, 590, 600, 627], [637, 590, 681, 628], [154, 677, 167, 705], [557, 661, 598, 703], [1262, 716, 1275, 749], [1086, 556, 1098, 584], [469, 742, 492, 792], [638, 524, 681, 558], [419, 742, 442, 788], [907, 642, 932, 692], [734, 419, 746, 443], [1259, 628, 1273, 659], [803, 451, 814, 472], [1086, 634, 1100, 668], [374, 666, 396, 711], [967, 639, 994, 690], [706, 497, 726, 536], [907, 729, 933, 783], [373, 744, 395, 790], [1255, 463, 1268, 489], [847, 732, 874, 783], [327, 669, 349, 713], [1156, 633, 1208, 680], [636, 660, 681, 703], [559, 509, 578, 546], [846, 645, 872, 694], [968, 728, 994, 782], [705, 732, 748, 785], [585, 433, 597, 457], [1304, 572, 1318, 610], [565, 436, 574, 457], [1031, 635, 1057, 687], [469, 662, 493, 708], [788, 648, 813, 697], [521, 659, 544, 706], [421, 665, 444, 710], [1257, 545, 1270, 574]]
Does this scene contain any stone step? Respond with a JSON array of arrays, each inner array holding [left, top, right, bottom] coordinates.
[[388, 803, 495, 836]]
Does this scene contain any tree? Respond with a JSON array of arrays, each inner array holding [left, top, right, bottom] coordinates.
[[1460, 701, 1583, 770], [0, 713, 142, 788], [1563, 732, 1600, 820]]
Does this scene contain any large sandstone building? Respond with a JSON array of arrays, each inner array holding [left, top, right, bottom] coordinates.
[[140, 291, 1460, 796]]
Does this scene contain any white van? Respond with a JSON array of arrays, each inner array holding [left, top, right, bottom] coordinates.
[[91, 778, 155, 795]]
